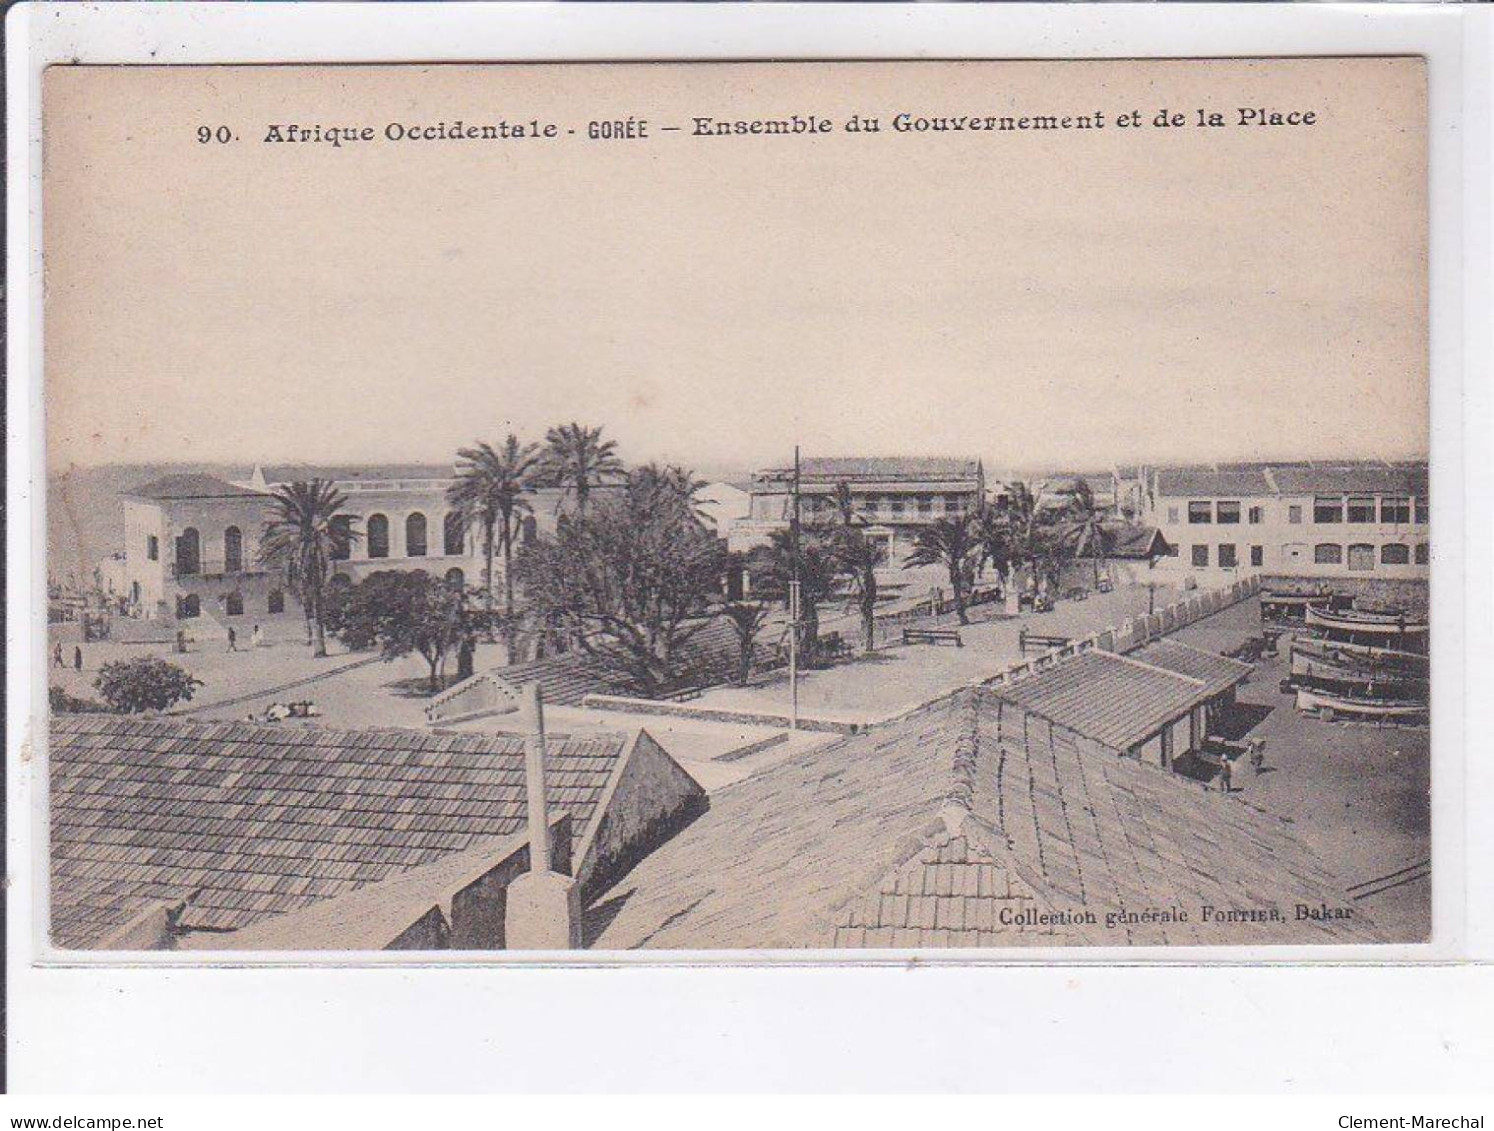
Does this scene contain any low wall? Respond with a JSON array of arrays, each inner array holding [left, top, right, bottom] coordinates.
[[580, 693, 867, 734]]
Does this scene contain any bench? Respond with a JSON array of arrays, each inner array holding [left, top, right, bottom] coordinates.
[[1019, 629, 1071, 654], [903, 627, 963, 648]]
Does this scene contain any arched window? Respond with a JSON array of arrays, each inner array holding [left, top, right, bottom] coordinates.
[[329, 515, 353, 562], [367, 514, 390, 558], [177, 593, 201, 619], [223, 526, 243, 573], [405, 513, 428, 557], [443, 512, 466, 556], [1347, 544, 1375, 572], [176, 527, 201, 576], [225, 592, 244, 616], [1381, 543, 1410, 565], [444, 567, 466, 588], [1313, 543, 1343, 565], [268, 588, 285, 614], [1415, 542, 1430, 565]]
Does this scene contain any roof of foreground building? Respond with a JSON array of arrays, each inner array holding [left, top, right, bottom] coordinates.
[[586, 683, 1381, 950]]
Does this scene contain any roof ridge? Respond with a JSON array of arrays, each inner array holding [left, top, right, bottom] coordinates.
[[1103, 649, 1207, 687]]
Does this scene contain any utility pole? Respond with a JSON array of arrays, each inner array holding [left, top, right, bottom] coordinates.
[[788, 444, 802, 731]]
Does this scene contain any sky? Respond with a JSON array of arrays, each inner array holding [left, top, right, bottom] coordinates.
[[45, 59, 1428, 477]]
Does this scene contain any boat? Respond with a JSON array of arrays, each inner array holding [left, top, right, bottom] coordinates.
[[1261, 590, 1353, 623], [1285, 650, 1429, 700], [1304, 604, 1429, 648], [1295, 687, 1428, 722], [1289, 637, 1430, 678]]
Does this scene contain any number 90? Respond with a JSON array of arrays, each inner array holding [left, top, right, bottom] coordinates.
[[197, 126, 234, 144]]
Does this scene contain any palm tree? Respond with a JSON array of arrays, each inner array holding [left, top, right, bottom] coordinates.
[[831, 482, 884, 654], [1061, 479, 1115, 589], [259, 479, 358, 658], [753, 526, 842, 662], [542, 422, 625, 514], [722, 600, 771, 686], [447, 435, 541, 663], [904, 514, 980, 625]]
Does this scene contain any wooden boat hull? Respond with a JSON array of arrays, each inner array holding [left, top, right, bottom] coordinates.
[[1286, 654, 1428, 700], [1262, 591, 1353, 622], [1295, 687, 1427, 721], [1305, 604, 1429, 642], [1290, 637, 1431, 678]]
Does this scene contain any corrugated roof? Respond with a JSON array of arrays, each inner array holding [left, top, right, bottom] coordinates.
[[590, 690, 1380, 949], [124, 474, 268, 502], [49, 715, 630, 948], [992, 651, 1210, 750], [755, 457, 982, 484], [1130, 639, 1254, 700], [1268, 464, 1427, 497]]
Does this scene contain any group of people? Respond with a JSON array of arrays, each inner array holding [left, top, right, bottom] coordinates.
[[225, 624, 265, 652], [50, 642, 84, 671], [1216, 737, 1268, 793]]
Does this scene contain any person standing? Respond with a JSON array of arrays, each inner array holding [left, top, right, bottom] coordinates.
[[251, 624, 263, 650], [73, 645, 83, 672], [1249, 738, 1267, 775], [227, 626, 238, 652], [1218, 753, 1234, 794], [52, 641, 65, 668]]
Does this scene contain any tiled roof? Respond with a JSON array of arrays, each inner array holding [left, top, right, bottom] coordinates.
[[1268, 464, 1427, 497], [1154, 468, 1274, 497], [589, 690, 1380, 949], [1129, 639, 1254, 700], [124, 474, 268, 501], [755, 457, 982, 484], [993, 651, 1215, 750], [50, 715, 630, 948], [1104, 522, 1169, 560]]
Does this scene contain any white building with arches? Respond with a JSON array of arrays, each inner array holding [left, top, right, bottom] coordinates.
[[120, 465, 560, 625]]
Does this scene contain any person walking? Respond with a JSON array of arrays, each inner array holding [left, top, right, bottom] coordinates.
[[73, 645, 83, 672], [227, 626, 238, 652], [52, 641, 65, 668], [251, 624, 263, 650], [1218, 753, 1234, 794]]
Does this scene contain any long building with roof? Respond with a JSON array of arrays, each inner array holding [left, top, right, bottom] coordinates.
[[1144, 461, 1428, 584]]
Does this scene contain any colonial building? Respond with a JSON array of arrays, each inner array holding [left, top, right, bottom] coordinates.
[[1145, 462, 1429, 584], [120, 464, 563, 623], [729, 456, 986, 563]]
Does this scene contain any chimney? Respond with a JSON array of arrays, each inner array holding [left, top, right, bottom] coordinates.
[[503, 683, 582, 950]]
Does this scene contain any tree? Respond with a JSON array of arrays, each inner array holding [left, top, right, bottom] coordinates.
[[516, 466, 725, 697], [447, 434, 541, 662], [750, 524, 843, 663], [1058, 479, 1115, 588], [259, 479, 357, 658], [541, 422, 625, 514], [327, 570, 474, 693], [904, 515, 981, 625], [978, 481, 1067, 598], [722, 600, 771, 686], [94, 656, 201, 713], [831, 482, 883, 654]]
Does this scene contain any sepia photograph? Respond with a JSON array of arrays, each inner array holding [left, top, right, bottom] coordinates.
[[40, 57, 1431, 955]]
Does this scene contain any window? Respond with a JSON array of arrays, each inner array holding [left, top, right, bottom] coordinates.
[[444, 567, 466, 588], [1218, 543, 1238, 568], [1314, 497, 1343, 524], [1347, 496, 1376, 523], [176, 593, 201, 619], [223, 526, 243, 573], [1248, 506, 1264, 525], [1381, 496, 1411, 524], [1191, 545, 1210, 567], [145, 535, 159, 561], [1250, 545, 1264, 567], [1165, 542, 1179, 557], [1216, 501, 1241, 525], [944, 495, 966, 514], [889, 499, 905, 516], [1415, 542, 1429, 565], [443, 512, 466, 556], [1314, 543, 1343, 565], [268, 589, 285, 614], [916, 496, 933, 516], [330, 515, 353, 561], [367, 513, 390, 558], [1188, 501, 1212, 524], [1283, 542, 1307, 564], [225, 592, 244, 616], [1381, 543, 1410, 565], [1348, 544, 1375, 572], [1167, 506, 1179, 524], [1414, 496, 1428, 524], [1288, 505, 1303, 525], [175, 527, 201, 576], [405, 513, 428, 557]]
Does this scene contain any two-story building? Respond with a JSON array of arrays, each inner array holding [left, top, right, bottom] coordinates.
[[1146, 462, 1429, 584], [120, 465, 565, 624], [728, 456, 986, 564]]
